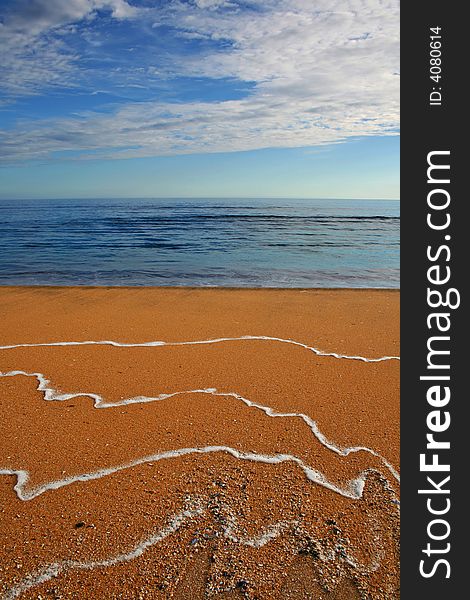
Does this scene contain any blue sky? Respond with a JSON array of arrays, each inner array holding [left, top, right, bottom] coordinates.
[[0, 0, 399, 199]]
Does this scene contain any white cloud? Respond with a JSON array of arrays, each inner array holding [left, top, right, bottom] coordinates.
[[193, 0, 237, 10], [4, 0, 137, 32], [0, 0, 138, 95], [0, 0, 399, 161]]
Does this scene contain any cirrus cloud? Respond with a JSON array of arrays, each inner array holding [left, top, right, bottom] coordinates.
[[0, 0, 399, 163]]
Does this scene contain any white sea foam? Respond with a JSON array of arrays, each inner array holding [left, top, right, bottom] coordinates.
[[1, 497, 392, 600], [0, 370, 400, 482], [0, 335, 399, 480], [222, 509, 294, 548], [0, 335, 400, 362], [1, 503, 205, 600], [0, 336, 399, 598], [0, 444, 370, 502], [0, 454, 383, 596]]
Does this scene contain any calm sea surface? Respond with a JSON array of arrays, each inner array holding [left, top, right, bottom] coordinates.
[[0, 198, 399, 288]]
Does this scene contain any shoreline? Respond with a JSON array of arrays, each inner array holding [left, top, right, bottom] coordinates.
[[0, 284, 400, 292]]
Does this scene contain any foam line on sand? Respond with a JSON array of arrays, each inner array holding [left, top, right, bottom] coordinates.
[[0, 335, 400, 362], [0, 371, 399, 482], [1, 443, 374, 502], [1, 496, 388, 600], [1, 504, 205, 600]]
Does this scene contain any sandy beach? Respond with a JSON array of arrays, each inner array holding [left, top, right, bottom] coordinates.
[[0, 287, 399, 599]]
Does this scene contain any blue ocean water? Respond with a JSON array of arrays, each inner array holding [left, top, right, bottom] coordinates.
[[0, 198, 399, 288]]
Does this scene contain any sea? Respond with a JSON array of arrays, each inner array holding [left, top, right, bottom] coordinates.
[[0, 198, 399, 288]]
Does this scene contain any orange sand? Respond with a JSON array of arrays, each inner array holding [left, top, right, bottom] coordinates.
[[0, 287, 399, 599]]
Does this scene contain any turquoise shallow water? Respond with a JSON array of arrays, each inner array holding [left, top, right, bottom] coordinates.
[[0, 198, 399, 287]]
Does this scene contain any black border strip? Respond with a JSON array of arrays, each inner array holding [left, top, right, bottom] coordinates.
[[401, 3, 464, 597]]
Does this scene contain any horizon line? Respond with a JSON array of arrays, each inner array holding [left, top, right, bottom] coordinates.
[[0, 195, 400, 202]]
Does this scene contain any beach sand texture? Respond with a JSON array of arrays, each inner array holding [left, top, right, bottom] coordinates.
[[0, 287, 399, 599]]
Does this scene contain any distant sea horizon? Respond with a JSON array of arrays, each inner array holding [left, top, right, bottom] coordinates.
[[0, 197, 399, 288]]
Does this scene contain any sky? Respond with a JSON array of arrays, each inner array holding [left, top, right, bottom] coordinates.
[[0, 0, 399, 199]]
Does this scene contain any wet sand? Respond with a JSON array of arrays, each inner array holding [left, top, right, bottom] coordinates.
[[0, 287, 399, 599]]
